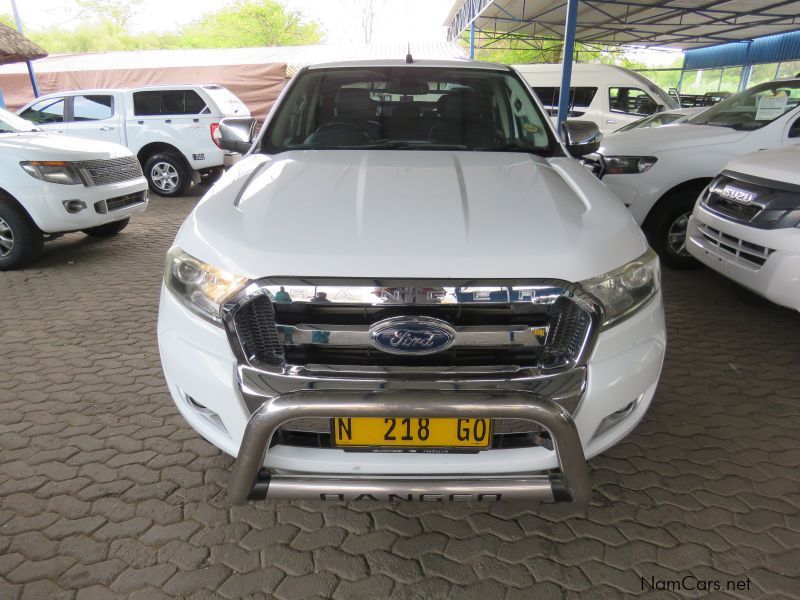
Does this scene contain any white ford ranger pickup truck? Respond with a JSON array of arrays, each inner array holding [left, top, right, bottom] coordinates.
[[157, 60, 666, 505], [18, 85, 250, 197], [0, 108, 148, 270]]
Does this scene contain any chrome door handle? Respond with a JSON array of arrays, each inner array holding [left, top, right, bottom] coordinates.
[[99, 126, 115, 131], [605, 119, 617, 124]]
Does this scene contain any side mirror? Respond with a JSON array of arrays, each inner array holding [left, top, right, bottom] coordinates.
[[219, 117, 257, 154], [560, 119, 602, 157]]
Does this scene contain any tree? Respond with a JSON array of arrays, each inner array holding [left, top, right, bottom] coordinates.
[[179, 0, 322, 48], [75, 0, 143, 29], [0, 13, 15, 28]]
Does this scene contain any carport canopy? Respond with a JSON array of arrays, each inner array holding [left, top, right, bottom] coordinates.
[[447, 1, 800, 50], [446, 0, 800, 124]]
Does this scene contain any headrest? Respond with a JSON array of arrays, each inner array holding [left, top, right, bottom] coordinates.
[[336, 88, 375, 119], [440, 90, 490, 121]]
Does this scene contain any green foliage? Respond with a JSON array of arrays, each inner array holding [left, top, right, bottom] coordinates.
[[177, 0, 322, 48], [76, 0, 143, 28], [1, 12, 16, 27], [465, 35, 685, 91], [12, 0, 321, 54]]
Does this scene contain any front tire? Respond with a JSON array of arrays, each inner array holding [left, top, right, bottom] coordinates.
[[0, 195, 43, 270], [144, 153, 192, 197], [81, 218, 130, 237], [644, 190, 703, 270]]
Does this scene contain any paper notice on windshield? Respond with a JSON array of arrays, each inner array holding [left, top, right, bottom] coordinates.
[[755, 94, 789, 120]]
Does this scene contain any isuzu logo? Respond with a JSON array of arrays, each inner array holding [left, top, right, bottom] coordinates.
[[720, 184, 757, 204], [368, 316, 455, 355]]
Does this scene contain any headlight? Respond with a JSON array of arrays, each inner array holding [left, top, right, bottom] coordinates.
[[164, 248, 249, 324], [603, 156, 657, 175], [580, 248, 660, 327], [19, 161, 83, 185]]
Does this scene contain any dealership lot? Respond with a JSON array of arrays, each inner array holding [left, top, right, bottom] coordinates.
[[0, 192, 798, 599]]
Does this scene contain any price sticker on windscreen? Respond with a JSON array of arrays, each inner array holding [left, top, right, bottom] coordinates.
[[755, 94, 789, 120]]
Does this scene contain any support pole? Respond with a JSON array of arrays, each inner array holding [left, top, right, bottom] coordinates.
[[10, 0, 40, 98], [557, 0, 579, 128], [469, 21, 476, 59], [738, 41, 752, 92]]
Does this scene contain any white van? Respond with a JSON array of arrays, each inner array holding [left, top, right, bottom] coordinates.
[[514, 64, 678, 134]]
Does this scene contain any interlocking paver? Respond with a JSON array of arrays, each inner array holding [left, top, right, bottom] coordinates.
[[1, 191, 798, 598]]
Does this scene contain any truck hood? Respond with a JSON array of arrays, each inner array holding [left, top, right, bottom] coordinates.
[[724, 146, 800, 186], [181, 150, 647, 281], [599, 123, 748, 155], [0, 132, 131, 160]]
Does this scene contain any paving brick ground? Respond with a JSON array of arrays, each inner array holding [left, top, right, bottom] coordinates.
[[1, 190, 798, 599]]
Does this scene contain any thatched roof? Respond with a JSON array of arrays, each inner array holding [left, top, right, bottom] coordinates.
[[0, 22, 47, 66]]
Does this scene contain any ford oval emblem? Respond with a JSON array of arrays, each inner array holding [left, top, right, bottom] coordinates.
[[369, 316, 456, 355]]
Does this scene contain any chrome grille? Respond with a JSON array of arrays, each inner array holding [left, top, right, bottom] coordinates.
[[224, 280, 599, 378], [695, 223, 775, 268], [73, 156, 143, 187]]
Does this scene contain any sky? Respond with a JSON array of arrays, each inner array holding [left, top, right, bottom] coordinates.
[[1, 0, 455, 44]]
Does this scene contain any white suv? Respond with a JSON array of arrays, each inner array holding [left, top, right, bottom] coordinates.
[[17, 84, 250, 197], [158, 60, 666, 506], [0, 109, 147, 270], [687, 146, 800, 312], [596, 78, 800, 268]]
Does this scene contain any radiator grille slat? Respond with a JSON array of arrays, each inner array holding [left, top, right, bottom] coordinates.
[[228, 287, 594, 374], [73, 156, 143, 187]]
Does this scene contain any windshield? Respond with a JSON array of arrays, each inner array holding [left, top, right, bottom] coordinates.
[[687, 80, 800, 130], [261, 66, 556, 154], [0, 108, 38, 134]]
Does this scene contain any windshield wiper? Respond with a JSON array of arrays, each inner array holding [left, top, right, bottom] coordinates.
[[475, 142, 550, 155], [360, 140, 469, 150]]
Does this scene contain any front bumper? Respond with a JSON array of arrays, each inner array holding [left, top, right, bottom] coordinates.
[[687, 206, 800, 312], [158, 285, 666, 502], [13, 176, 148, 233], [229, 389, 590, 505]]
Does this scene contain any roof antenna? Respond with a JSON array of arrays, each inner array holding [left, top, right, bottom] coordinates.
[[405, 43, 413, 64]]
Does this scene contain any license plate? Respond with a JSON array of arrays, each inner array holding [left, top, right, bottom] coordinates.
[[333, 417, 491, 448]]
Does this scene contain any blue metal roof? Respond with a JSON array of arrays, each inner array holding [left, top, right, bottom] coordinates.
[[684, 31, 800, 70]]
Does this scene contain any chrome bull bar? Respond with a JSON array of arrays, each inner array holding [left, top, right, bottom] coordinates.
[[228, 389, 592, 506]]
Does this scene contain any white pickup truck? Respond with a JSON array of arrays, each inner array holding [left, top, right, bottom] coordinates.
[[0, 109, 147, 270], [17, 84, 249, 197], [158, 60, 666, 506]]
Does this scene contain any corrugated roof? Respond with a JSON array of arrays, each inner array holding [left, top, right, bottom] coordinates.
[[684, 30, 800, 69], [446, 0, 800, 50]]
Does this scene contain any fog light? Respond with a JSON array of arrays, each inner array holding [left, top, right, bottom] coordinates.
[[63, 200, 87, 213]]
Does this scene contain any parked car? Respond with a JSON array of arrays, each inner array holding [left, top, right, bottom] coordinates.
[[514, 63, 678, 134], [0, 108, 147, 270], [157, 59, 666, 505], [595, 77, 800, 267], [17, 84, 249, 197], [686, 146, 800, 312], [610, 106, 707, 133]]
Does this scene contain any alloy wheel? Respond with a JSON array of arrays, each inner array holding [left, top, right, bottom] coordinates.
[[150, 161, 180, 192], [0, 216, 14, 257], [667, 212, 691, 257]]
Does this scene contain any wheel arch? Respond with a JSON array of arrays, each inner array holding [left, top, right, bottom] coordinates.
[[642, 177, 713, 230], [137, 142, 190, 167], [0, 186, 39, 229]]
